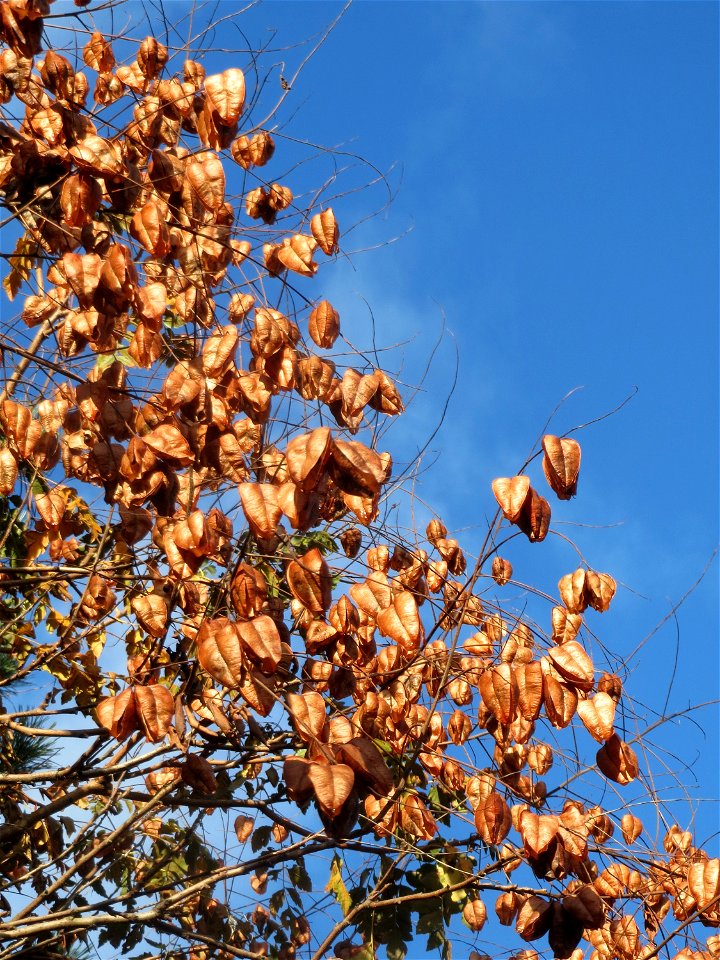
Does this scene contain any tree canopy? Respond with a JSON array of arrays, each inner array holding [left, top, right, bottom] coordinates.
[[0, 3, 716, 960]]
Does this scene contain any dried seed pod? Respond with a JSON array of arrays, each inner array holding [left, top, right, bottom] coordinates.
[[0, 448, 18, 495], [492, 475, 530, 523], [492, 556, 513, 585], [311, 207, 339, 255], [231, 130, 274, 168], [542, 435, 581, 499], [596, 734, 639, 785], [308, 300, 340, 349]]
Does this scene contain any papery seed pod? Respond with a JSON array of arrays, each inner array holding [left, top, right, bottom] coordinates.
[[542, 435, 581, 499], [688, 859, 720, 911], [234, 815, 254, 843], [308, 300, 340, 349], [137, 37, 168, 80], [620, 813, 643, 844], [447, 709, 472, 745], [596, 734, 639, 785], [205, 68, 246, 125], [339, 526, 362, 558], [547, 640, 594, 691], [598, 672, 623, 701], [134, 684, 174, 743], [231, 130, 274, 168], [181, 754, 218, 795], [131, 593, 169, 638], [276, 234, 318, 277], [551, 605, 582, 644], [515, 661, 544, 721], [496, 891, 521, 926], [558, 568, 587, 614], [515, 487, 551, 543], [515, 896, 552, 942], [0, 448, 18, 495], [577, 691, 616, 743], [426, 518, 447, 544], [229, 292, 255, 322], [474, 791, 511, 845], [527, 743, 553, 775], [96, 688, 138, 741], [492, 475, 530, 523], [311, 207, 339, 255], [478, 663, 517, 725], [307, 762, 355, 818], [542, 672, 578, 729], [286, 548, 332, 616], [492, 556, 513, 585], [463, 898, 487, 932], [83, 31, 115, 73], [197, 618, 244, 689], [584, 570, 617, 612]]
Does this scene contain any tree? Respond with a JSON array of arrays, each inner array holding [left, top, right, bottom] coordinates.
[[0, 2, 716, 959]]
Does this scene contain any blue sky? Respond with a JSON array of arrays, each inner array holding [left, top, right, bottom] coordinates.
[[221, 0, 719, 840]]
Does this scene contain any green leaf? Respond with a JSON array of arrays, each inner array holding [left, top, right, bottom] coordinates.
[[98, 922, 129, 948], [269, 888, 285, 915], [325, 855, 351, 916], [251, 825, 272, 852], [288, 861, 312, 892], [290, 530, 338, 556], [387, 935, 408, 960], [287, 886, 303, 909]]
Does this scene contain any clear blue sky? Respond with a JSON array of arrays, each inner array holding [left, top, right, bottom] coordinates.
[[218, 0, 719, 842]]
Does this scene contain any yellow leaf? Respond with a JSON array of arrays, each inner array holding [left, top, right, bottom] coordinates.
[[88, 629, 106, 660], [3, 234, 37, 302], [46, 610, 72, 635], [325, 855, 351, 916]]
